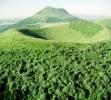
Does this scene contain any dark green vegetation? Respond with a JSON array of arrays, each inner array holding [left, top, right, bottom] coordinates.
[[0, 41, 111, 100], [18, 29, 47, 40], [70, 20, 103, 36]]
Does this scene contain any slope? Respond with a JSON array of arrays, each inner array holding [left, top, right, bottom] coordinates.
[[1, 21, 111, 43], [23, 23, 111, 43], [97, 19, 111, 29], [0, 29, 50, 49]]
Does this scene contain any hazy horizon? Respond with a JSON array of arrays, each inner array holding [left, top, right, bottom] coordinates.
[[0, 0, 111, 20]]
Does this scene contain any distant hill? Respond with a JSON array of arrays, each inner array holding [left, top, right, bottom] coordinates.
[[0, 19, 20, 25], [1, 6, 110, 43], [76, 15, 109, 21], [0, 19, 23, 33], [18, 6, 79, 25], [0, 24, 13, 33]]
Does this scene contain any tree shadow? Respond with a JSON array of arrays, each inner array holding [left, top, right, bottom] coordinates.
[[18, 29, 47, 40]]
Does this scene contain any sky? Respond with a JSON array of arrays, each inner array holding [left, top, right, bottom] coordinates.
[[0, 0, 111, 19]]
